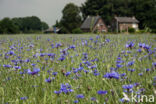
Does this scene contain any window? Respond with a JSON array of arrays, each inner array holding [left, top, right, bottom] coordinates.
[[132, 23, 137, 28]]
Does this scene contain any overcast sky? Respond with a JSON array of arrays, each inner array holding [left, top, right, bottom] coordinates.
[[0, 0, 85, 26]]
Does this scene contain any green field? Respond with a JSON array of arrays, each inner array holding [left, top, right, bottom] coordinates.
[[0, 34, 156, 104]]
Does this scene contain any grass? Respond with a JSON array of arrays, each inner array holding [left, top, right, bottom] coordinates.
[[0, 34, 156, 104]]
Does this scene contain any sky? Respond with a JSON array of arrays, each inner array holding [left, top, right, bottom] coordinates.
[[0, 0, 85, 26]]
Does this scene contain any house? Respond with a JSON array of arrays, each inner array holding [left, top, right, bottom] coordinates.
[[112, 16, 139, 32], [80, 16, 108, 33], [44, 27, 60, 34]]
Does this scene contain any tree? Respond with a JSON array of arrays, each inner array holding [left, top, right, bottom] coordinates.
[[58, 3, 82, 33], [41, 21, 49, 30], [12, 16, 49, 33], [0, 17, 19, 34]]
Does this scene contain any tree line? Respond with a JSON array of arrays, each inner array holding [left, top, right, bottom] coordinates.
[[0, 16, 49, 34], [0, 0, 155, 34], [56, 0, 156, 33]]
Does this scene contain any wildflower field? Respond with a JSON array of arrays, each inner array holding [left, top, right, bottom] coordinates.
[[0, 34, 156, 104]]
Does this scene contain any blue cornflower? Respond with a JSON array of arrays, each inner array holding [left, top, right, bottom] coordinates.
[[84, 70, 89, 74], [48, 53, 55, 57], [128, 69, 135, 72], [20, 97, 28, 100], [103, 71, 120, 79], [14, 66, 21, 70], [27, 68, 40, 75], [120, 73, 126, 77], [127, 61, 135, 66], [122, 84, 133, 90], [58, 55, 65, 61], [40, 53, 46, 57], [137, 49, 142, 53], [76, 94, 84, 99], [8, 51, 14, 55], [65, 71, 71, 76], [57, 83, 74, 94], [45, 78, 52, 83], [116, 64, 123, 68], [126, 42, 135, 49], [96, 35, 100, 39], [97, 90, 107, 95], [74, 100, 79, 103], [93, 72, 100, 76], [91, 97, 96, 101], [52, 72, 58, 76], [25, 59, 30, 63], [69, 45, 76, 49], [31, 63, 36, 67], [133, 83, 140, 87], [138, 73, 143, 76], [105, 39, 110, 43], [152, 62, 156, 67], [90, 65, 97, 69], [3, 64, 12, 68], [55, 43, 62, 48], [54, 91, 61, 94], [154, 76, 156, 81]]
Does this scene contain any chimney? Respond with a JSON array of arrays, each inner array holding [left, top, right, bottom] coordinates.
[[132, 16, 135, 19]]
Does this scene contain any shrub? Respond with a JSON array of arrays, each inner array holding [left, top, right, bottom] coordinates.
[[72, 28, 83, 34], [128, 27, 135, 33]]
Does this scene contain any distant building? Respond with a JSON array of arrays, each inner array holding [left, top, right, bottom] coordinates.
[[112, 16, 139, 32], [44, 27, 60, 34], [80, 16, 108, 33]]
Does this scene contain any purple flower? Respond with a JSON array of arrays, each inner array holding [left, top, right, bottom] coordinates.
[[146, 69, 150, 72], [127, 61, 135, 66], [74, 100, 79, 103], [52, 72, 58, 76], [128, 69, 135, 72], [27, 68, 40, 75], [103, 71, 120, 79], [154, 76, 156, 81], [65, 71, 71, 76], [45, 78, 52, 83], [8, 51, 14, 55], [138, 73, 143, 76], [97, 90, 107, 95], [126, 42, 134, 49], [14, 66, 21, 70], [91, 97, 96, 101], [122, 84, 133, 90], [120, 73, 126, 77], [54, 83, 74, 94], [137, 49, 142, 53], [152, 62, 156, 67], [54, 91, 61, 94], [76, 94, 84, 99], [58, 55, 65, 61], [20, 97, 28, 100], [3, 64, 12, 68], [69, 45, 76, 49], [93, 72, 100, 76]]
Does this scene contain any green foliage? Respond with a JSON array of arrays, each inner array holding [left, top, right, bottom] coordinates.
[[72, 28, 83, 34], [0, 16, 49, 34], [57, 3, 82, 33], [12, 16, 43, 33], [0, 18, 19, 34], [128, 27, 135, 33], [81, 0, 156, 32], [41, 22, 49, 30]]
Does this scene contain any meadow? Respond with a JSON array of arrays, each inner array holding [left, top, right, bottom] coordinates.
[[0, 34, 156, 104]]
